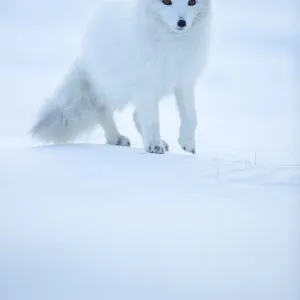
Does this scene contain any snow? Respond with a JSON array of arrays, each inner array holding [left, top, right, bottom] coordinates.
[[0, 1, 299, 299], [1, 145, 300, 299]]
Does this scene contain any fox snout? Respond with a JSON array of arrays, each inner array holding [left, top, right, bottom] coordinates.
[[177, 19, 187, 28]]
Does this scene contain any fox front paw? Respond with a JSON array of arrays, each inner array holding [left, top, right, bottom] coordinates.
[[146, 141, 166, 154], [179, 137, 196, 155]]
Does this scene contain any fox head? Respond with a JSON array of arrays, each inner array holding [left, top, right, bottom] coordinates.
[[144, 0, 211, 34]]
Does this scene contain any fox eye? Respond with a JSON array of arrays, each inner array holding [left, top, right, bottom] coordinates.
[[188, 0, 196, 6], [162, 0, 172, 5]]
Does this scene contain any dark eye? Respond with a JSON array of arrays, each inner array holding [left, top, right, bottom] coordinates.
[[188, 0, 196, 6], [162, 0, 172, 5]]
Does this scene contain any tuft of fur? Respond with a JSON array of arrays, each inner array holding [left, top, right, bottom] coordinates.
[[31, 61, 102, 143], [31, 0, 211, 153]]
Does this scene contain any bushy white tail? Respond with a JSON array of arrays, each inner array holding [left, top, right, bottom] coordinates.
[[31, 61, 101, 144]]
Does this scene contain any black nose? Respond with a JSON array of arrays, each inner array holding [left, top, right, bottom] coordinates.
[[177, 19, 186, 28]]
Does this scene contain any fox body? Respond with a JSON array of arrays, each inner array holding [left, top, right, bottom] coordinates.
[[31, 0, 211, 154]]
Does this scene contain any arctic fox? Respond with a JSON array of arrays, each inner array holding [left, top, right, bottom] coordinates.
[[31, 0, 211, 154]]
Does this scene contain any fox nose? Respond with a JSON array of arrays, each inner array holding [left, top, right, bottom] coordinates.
[[177, 19, 186, 28]]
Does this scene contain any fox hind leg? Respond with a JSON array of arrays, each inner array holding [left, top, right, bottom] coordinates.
[[99, 107, 130, 147]]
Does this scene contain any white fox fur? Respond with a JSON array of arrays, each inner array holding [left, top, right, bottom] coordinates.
[[31, 0, 211, 154]]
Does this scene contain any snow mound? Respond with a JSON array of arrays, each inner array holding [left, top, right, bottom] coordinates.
[[0, 145, 299, 300], [1, 144, 299, 198]]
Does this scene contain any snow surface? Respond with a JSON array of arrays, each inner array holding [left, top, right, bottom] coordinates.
[[0, 0, 299, 299]]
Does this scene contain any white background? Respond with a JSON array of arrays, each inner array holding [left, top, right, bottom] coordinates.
[[0, 1, 299, 299]]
